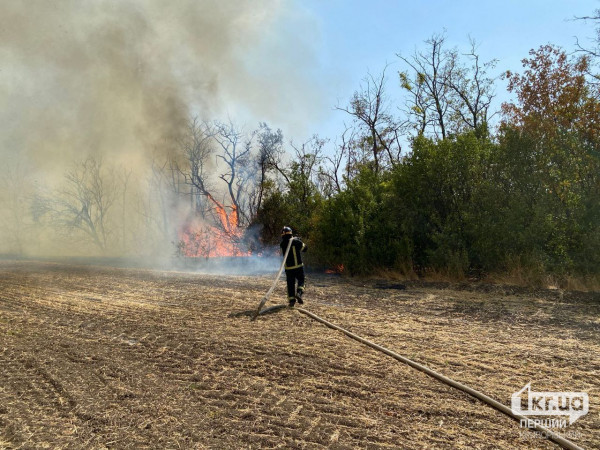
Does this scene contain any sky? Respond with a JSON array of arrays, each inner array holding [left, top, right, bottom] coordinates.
[[242, 0, 600, 144]]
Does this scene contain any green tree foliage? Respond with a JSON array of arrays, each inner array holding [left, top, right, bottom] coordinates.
[[252, 38, 600, 284], [253, 184, 293, 246], [501, 45, 600, 274], [254, 142, 324, 245], [312, 166, 405, 275], [390, 133, 491, 276]]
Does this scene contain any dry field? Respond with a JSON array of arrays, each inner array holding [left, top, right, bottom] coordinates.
[[0, 260, 598, 449]]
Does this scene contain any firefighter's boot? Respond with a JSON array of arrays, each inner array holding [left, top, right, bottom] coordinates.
[[295, 286, 304, 305]]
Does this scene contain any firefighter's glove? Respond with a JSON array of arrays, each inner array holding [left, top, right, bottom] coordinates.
[[302, 245, 308, 252]]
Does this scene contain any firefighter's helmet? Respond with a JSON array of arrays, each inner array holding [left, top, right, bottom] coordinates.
[[281, 226, 292, 236]]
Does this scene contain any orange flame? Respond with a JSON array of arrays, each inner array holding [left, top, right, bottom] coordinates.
[[178, 199, 249, 258], [325, 264, 344, 274]]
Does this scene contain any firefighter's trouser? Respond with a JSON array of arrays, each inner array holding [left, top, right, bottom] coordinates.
[[285, 267, 305, 303]]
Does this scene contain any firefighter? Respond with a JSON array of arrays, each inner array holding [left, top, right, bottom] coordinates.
[[280, 226, 307, 307]]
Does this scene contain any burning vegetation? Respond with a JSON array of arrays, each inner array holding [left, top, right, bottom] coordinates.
[[177, 203, 249, 258]]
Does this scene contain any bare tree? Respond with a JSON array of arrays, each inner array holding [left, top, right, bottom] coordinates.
[[317, 126, 354, 197], [178, 118, 215, 219], [337, 67, 402, 173], [211, 119, 254, 229], [178, 118, 258, 237], [399, 33, 452, 140], [399, 70, 432, 135], [399, 33, 497, 138], [34, 156, 117, 252], [574, 10, 600, 83], [444, 38, 497, 133], [133, 151, 188, 254], [117, 167, 132, 252], [252, 122, 283, 219]]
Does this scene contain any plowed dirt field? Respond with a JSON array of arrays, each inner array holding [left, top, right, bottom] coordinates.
[[0, 260, 598, 449]]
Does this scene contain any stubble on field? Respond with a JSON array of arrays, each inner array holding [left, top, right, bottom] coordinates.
[[0, 261, 598, 449]]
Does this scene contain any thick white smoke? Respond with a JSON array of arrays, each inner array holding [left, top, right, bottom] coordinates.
[[0, 0, 325, 257]]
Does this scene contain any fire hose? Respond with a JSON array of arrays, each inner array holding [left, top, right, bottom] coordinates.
[[250, 259, 583, 449], [251, 237, 293, 321], [294, 308, 583, 450]]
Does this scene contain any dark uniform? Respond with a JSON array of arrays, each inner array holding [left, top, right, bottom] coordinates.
[[280, 227, 307, 307]]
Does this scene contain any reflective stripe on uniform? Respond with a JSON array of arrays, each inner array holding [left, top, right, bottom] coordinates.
[[285, 243, 303, 269]]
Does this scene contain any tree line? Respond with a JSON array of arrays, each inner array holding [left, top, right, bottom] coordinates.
[[255, 22, 600, 284]]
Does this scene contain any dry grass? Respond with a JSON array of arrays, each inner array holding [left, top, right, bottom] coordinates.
[[484, 271, 600, 292], [0, 260, 598, 449]]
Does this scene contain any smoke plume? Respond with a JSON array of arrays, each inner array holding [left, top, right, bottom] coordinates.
[[0, 0, 323, 258]]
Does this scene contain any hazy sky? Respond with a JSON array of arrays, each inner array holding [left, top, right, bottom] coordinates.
[[2, 0, 599, 163]]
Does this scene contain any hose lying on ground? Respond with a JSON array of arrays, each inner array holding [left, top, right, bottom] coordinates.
[[295, 307, 583, 450]]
